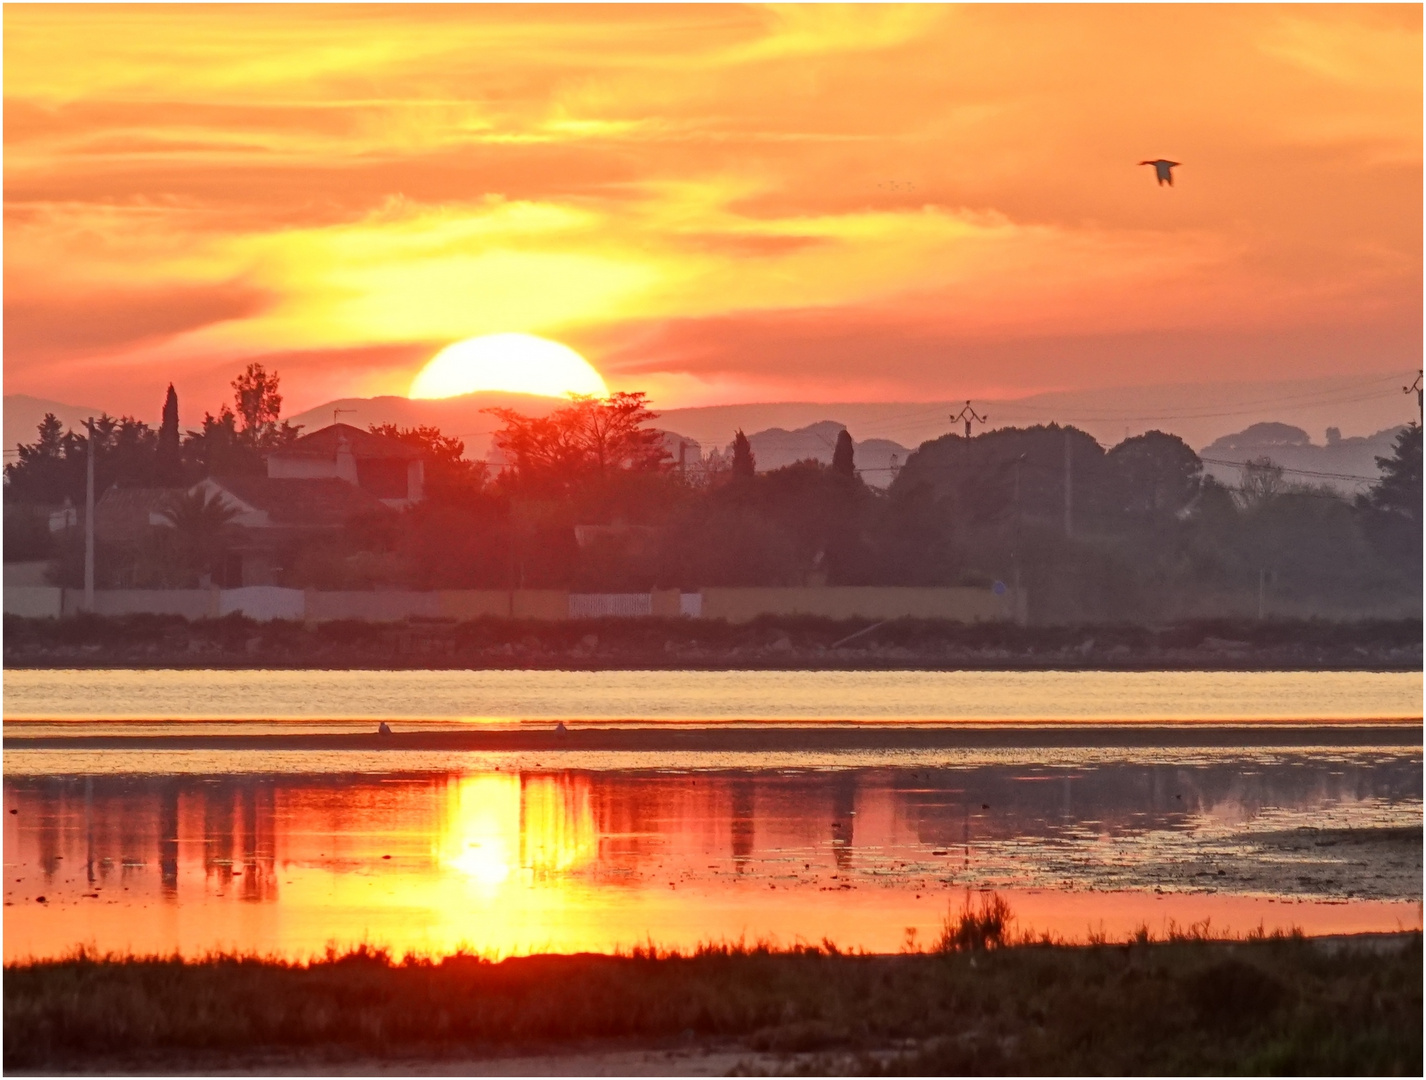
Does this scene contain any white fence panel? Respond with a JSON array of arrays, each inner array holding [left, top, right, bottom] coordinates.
[[568, 593, 653, 618], [218, 586, 305, 622], [4, 586, 63, 619]]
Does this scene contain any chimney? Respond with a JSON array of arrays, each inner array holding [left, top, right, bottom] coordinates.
[[335, 433, 358, 486]]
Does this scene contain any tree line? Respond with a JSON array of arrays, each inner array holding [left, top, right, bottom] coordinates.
[[4, 367, 1420, 621]]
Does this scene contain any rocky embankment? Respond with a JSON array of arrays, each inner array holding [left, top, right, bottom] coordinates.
[[3, 614, 1420, 670]]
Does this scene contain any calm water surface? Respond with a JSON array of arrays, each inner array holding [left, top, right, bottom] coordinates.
[[4, 669, 1421, 959], [5, 751, 1420, 960], [5, 669, 1421, 727]]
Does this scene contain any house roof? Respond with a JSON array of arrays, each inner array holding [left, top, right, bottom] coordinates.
[[270, 423, 424, 462], [96, 487, 185, 515], [208, 474, 393, 527], [95, 486, 187, 540]]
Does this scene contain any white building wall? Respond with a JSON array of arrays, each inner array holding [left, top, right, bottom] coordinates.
[[267, 456, 339, 480]]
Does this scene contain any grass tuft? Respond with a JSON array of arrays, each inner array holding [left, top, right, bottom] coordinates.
[[5, 919, 1419, 1074]]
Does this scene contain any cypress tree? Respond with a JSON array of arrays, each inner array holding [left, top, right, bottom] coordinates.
[[731, 430, 755, 478], [832, 429, 855, 477], [156, 383, 182, 483]]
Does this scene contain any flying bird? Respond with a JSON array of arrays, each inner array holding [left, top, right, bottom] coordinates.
[[1140, 159, 1180, 186]]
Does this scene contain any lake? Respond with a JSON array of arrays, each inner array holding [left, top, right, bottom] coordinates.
[[4, 669, 1421, 960]]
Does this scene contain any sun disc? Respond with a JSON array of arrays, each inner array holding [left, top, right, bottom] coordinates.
[[410, 333, 608, 400]]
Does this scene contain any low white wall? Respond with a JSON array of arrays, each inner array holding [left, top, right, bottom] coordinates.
[[22, 585, 1012, 624], [306, 590, 442, 622], [61, 589, 215, 619], [218, 586, 305, 622], [700, 586, 1014, 624], [4, 586, 63, 619]]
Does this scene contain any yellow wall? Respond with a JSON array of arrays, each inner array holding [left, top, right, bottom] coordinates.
[[511, 590, 570, 620], [650, 588, 682, 617], [438, 591, 514, 619], [700, 586, 1013, 624]]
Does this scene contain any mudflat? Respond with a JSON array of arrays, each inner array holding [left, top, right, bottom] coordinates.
[[6, 721, 1420, 753]]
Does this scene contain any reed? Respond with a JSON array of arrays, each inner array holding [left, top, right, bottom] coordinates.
[[6, 922, 1420, 1074]]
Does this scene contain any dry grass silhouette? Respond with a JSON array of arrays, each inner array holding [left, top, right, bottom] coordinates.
[[5, 899, 1419, 1075]]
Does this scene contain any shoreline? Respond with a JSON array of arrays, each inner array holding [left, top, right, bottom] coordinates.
[[5, 721, 1422, 753], [6, 656, 1421, 673]]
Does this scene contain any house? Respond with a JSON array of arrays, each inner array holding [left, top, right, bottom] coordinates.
[[266, 424, 424, 508], [95, 487, 186, 545], [189, 424, 427, 586]]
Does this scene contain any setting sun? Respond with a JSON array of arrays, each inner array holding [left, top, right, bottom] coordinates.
[[409, 333, 609, 400]]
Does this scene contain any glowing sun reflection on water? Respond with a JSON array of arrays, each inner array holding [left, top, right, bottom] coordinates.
[[3, 758, 1420, 962]]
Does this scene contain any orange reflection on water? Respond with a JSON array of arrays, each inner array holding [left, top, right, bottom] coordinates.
[[4, 766, 1420, 962]]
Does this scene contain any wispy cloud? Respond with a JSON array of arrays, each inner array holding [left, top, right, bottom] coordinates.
[[4, 3, 1420, 416]]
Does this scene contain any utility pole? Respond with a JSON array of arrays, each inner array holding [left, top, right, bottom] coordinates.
[[678, 441, 687, 480], [84, 417, 96, 612], [1257, 568, 1266, 620], [1063, 430, 1073, 540], [1013, 454, 1025, 625], [951, 400, 987, 440], [1406, 371, 1423, 421]]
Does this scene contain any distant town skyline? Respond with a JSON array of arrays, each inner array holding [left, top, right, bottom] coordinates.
[[4, 4, 1421, 419]]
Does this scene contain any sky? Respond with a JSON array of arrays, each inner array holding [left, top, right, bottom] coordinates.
[[4, 3, 1422, 421]]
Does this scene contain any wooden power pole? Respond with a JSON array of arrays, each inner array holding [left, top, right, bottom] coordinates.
[[1063, 430, 1073, 540], [84, 417, 96, 611]]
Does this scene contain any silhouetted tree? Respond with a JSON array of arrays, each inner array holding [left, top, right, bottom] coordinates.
[[731, 430, 755, 479], [182, 365, 300, 476], [1356, 423, 1422, 573], [369, 423, 486, 503], [1361, 423, 1422, 522], [487, 392, 669, 493], [226, 362, 302, 451], [155, 384, 183, 484], [1237, 457, 1285, 509], [832, 429, 855, 477], [183, 405, 254, 477], [232, 363, 281, 441], [1107, 430, 1201, 519], [4, 414, 74, 503], [4, 412, 159, 504], [158, 488, 240, 579]]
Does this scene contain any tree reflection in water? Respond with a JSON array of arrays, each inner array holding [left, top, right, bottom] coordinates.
[[4, 753, 1420, 961]]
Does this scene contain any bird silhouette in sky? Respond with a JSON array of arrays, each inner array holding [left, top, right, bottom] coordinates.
[[1139, 159, 1180, 186]]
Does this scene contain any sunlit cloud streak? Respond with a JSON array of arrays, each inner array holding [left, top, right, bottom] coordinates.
[[4, 4, 1420, 417]]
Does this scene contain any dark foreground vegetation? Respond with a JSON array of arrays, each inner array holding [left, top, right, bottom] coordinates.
[[6, 927, 1420, 1074], [4, 612, 1421, 670]]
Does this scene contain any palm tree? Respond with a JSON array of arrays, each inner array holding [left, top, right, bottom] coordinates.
[[159, 488, 240, 579]]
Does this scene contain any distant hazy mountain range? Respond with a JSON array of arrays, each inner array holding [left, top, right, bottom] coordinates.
[[4, 394, 104, 446], [6, 370, 1413, 493], [1198, 422, 1405, 497]]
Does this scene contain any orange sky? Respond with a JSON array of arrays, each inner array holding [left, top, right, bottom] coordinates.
[[4, 3, 1421, 419]]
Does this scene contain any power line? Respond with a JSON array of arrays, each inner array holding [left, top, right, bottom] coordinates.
[[1198, 456, 1380, 484]]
